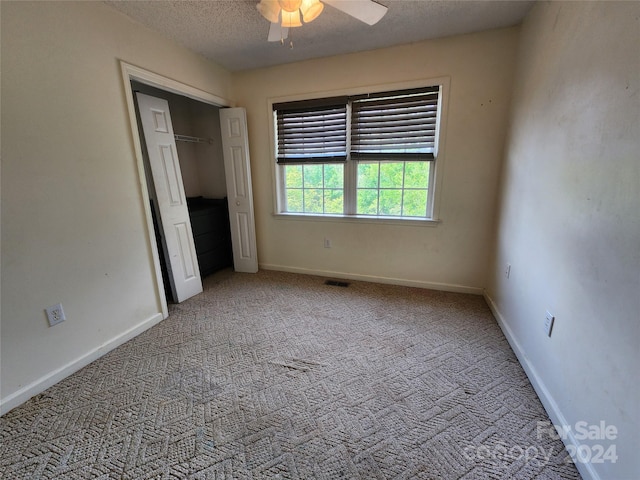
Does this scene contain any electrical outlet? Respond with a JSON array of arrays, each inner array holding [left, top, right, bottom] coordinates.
[[505, 264, 511, 278], [544, 311, 554, 337], [46, 303, 66, 327], [324, 238, 331, 248]]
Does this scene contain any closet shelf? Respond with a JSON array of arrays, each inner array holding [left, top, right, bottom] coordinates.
[[174, 134, 214, 145]]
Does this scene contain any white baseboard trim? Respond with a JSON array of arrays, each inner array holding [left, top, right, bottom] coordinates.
[[483, 292, 600, 480], [259, 263, 484, 295], [1, 312, 165, 416]]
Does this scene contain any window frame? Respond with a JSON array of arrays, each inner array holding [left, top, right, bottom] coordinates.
[[269, 77, 450, 224]]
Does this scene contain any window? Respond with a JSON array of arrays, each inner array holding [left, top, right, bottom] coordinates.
[[274, 85, 443, 220], [356, 160, 431, 217], [284, 163, 344, 214]]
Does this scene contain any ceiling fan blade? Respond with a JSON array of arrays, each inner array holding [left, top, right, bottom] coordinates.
[[322, 0, 388, 26], [268, 22, 289, 42]]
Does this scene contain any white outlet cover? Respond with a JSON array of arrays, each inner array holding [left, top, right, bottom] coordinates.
[[46, 303, 66, 327]]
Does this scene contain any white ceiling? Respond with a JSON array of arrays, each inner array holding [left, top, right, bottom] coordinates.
[[105, 0, 534, 72]]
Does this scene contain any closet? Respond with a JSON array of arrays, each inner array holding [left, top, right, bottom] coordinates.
[[132, 81, 232, 302]]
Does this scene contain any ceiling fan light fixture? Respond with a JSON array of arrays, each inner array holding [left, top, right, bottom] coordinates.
[[256, 0, 281, 23], [300, 0, 323, 23], [278, 0, 302, 13], [280, 9, 302, 27], [260, 0, 386, 45]]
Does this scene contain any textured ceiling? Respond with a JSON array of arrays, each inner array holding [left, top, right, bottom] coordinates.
[[105, 0, 534, 72]]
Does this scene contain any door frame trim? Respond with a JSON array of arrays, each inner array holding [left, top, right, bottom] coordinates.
[[120, 61, 232, 317]]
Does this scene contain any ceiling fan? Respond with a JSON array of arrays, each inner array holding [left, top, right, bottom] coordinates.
[[256, 0, 388, 44]]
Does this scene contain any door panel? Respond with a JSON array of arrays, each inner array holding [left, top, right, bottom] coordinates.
[[136, 92, 203, 302], [219, 108, 258, 273], [174, 222, 198, 279], [159, 145, 183, 205], [231, 147, 247, 198], [237, 212, 251, 259]]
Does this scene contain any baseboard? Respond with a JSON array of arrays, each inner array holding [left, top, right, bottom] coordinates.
[[483, 292, 600, 480], [259, 263, 484, 295], [0, 312, 165, 416]]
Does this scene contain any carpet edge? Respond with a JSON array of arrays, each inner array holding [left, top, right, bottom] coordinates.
[[483, 291, 597, 480], [1, 312, 165, 416], [260, 263, 484, 295]]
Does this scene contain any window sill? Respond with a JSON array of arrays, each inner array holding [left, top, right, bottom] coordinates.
[[273, 212, 441, 227]]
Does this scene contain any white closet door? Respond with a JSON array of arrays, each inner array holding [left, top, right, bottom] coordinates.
[[136, 92, 203, 302], [219, 108, 258, 273]]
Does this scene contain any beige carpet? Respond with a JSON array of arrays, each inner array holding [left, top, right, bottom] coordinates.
[[1, 270, 581, 479]]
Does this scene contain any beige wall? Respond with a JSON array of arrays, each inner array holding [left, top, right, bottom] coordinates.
[[233, 27, 519, 291], [0, 1, 231, 411], [190, 101, 227, 199], [486, 2, 640, 479]]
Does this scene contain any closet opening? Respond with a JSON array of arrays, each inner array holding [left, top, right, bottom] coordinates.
[[132, 81, 233, 304]]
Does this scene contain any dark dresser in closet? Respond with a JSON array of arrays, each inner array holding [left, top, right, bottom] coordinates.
[[187, 197, 233, 277]]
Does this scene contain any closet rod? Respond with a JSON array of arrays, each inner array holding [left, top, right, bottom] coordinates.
[[174, 134, 214, 144]]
